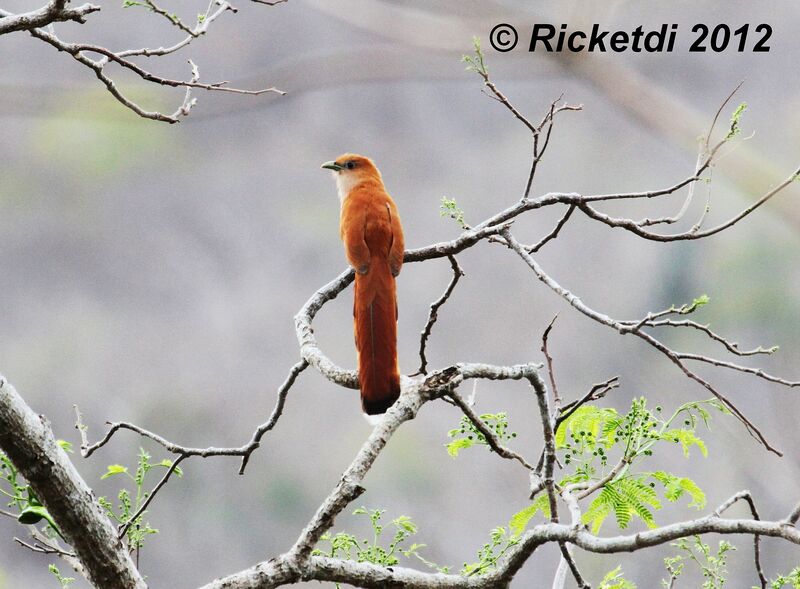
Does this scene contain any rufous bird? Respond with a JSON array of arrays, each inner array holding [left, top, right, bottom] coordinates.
[[322, 154, 404, 415]]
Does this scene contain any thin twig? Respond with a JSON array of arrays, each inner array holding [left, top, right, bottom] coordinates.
[[471, 63, 581, 200], [642, 319, 778, 357], [785, 500, 800, 526], [528, 205, 576, 253], [712, 490, 766, 589], [578, 164, 800, 242], [414, 255, 464, 376], [635, 145, 706, 228], [676, 353, 800, 387], [14, 537, 57, 554], [632, 83, 744, 230], [118, 455, 186, 539], [238, 359, 308, 473], [524, 98, 581, 199], [140, 0, 198, 36], [446, 390, 535, 471], [705, 81, 745, 151], [501, 228, 783, 456], [14, 536, 75, 558], [529, 372, 559, 523], [576, 455, 630, 500], [76, 360, 308, 475], [558, 543, 590, 589], [114, 0, 234, 59], [541, 315, 561, 411], [555, 376, 620, 433]]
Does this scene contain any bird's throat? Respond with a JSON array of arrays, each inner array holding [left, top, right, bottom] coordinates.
[[335, 173, 360, 205]]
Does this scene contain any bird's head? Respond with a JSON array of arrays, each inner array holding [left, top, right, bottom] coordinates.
[[321, 154, 382, 201]]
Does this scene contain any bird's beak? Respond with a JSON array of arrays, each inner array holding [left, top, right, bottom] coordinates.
[[321, 161, 344, 171]]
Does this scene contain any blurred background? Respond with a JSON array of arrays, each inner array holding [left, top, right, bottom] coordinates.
[[0, 0, 799, 586]]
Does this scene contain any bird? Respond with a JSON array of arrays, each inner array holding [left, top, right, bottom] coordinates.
[[321, 154, 404, 415]]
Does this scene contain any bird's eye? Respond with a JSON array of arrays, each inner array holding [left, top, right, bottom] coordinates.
[[345, 161, 356, 170]]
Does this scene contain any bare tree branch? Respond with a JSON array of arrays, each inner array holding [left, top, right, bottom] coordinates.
[[501, 228, 789, 455], [75, 359, 308, 474], [530, 370, 560, 524], [577, 164, 800, 241], [14, 535, 71, 556], [0, 0, 285, 122], [785, 501, 800, 526], [637, 318, 778, 357], [446, 390, 536, 471], [541, 315, 561, 410], [471, 65, 581, 198], [114, 0, 237, 59], [137, 0, 199, 36], [0, 0, 99, 35], [528, 205, 576, 253], [0, 375, 146, 589], [675, 353, 800, 387], [415, 255, 464, 376], [558, 543, 590, 589], [712, 490, 767, 589], [201, 514, 800, 589]]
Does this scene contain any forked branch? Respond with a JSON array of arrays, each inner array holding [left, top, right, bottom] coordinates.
[[0, 0, 286, 122]]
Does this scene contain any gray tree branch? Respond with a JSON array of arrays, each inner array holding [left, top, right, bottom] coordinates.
[[0, 0, 285, 122], [0, 0, 99, 35], [0, 375, 145, 589]]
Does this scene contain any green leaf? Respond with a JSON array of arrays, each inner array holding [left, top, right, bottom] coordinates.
[[609, 484, 632, 529], [727, 102, 747, 139], [26, 486, 42, 507], [446, 437, 474, 457], [462, 37, 488, 76], [554, 405, 617, 449], [49, 564, 76, 588], [600, 565, 637, 589], [583, 490, 613, 534], [651, 472, 706, 509], [662, 428, 707, 457], [678, 477, 706, 509], [392, 516, 418, 534], [156, 459, 183, 477], [584, 479, 661, 532], [18, 504, 62, 537], [439, 196, 467, 229], [18, 505, 49, 525], [445, 413, 516, 458], [56, 439, 73, 453], [136, 448, 152, 485], [509, 494, 550, 537], [101, 464, 128, 479]]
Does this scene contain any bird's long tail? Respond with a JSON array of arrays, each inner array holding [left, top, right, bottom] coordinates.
[[354, 257, 400, 415]]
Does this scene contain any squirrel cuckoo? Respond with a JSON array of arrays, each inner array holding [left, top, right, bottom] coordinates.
[[321, 154, 404, 415]]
